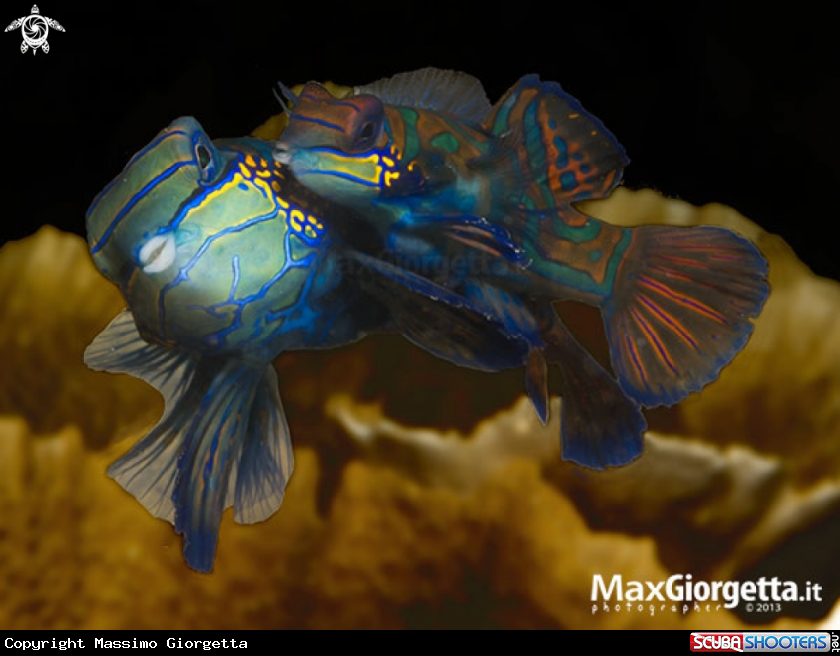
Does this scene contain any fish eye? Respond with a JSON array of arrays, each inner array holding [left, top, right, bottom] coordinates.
[[358, 122, 375, 142], [195, 144, 212, 170], [352, 120, 380, 151], [193, 137, 217, 182]]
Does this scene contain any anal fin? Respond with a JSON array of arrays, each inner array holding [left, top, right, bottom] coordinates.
[[539, 306, 646, 469]]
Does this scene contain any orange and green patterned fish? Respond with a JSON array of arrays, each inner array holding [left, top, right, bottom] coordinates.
[[274, 68, 769, 414]]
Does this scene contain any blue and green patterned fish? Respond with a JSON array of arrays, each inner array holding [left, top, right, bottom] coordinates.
[[274, 68, 769, 414], [86, 116, 622, 572]]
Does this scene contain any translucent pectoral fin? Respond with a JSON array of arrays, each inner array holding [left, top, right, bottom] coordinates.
[[85, 311, 296, 572], [84, 310, 197, 406], [85, 311, 198, 521]]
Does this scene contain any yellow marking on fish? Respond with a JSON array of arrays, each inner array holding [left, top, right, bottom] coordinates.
[[238, 163, 252, 178], [195, 176, 279, 232], [290, 209, 304, 232], [271, 180, 282, 193], [385, 171, 401, 187], [252, 177, 275, 201], [382, 156, 395, 168], [245, 154, 257, 168], [306, 215, 325, 232], [259, 158, 268, 167], [305, 215, 324, 230], [276, 196, 290, 209], [304, 225, 318, 239], [256, 169, 271, 178], [187, 171, 248, 217], [320, 152, 384, 186]]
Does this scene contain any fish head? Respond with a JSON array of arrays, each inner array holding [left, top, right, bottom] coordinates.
[[86, 116, 320, 352], [274, 82, 402, 206], [86, 116, 235, 281]]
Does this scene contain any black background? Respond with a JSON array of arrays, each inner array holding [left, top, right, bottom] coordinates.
[[4, 5, 838, 279]]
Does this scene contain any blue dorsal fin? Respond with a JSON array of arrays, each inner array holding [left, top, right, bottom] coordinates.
[[355, 67, 492, 125]]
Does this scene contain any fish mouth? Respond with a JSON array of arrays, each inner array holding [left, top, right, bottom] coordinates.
[[139, 233, 177, 274]]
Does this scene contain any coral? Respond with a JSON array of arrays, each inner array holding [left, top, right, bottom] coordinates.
[[1, 177, 838, 626]]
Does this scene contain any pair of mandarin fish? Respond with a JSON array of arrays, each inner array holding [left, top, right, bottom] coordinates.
[[85, 68, 769, 572]]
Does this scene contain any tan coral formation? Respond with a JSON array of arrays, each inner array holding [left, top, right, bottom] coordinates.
[[1, 186, 838, 629]]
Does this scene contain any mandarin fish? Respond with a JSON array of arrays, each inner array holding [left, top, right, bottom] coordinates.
[[85, 116, 635, 572], [273, 67, 769, 412]]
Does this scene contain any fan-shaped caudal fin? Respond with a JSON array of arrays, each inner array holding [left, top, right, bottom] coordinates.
[[602, 225, 769, 407]]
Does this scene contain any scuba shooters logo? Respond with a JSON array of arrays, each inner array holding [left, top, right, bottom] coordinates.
[[590, 573, 824, 615], [4, 5, 64, 54], [690, 632, 835, 652]]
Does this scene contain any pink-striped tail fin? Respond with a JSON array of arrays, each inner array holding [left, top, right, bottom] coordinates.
[[602, 225, 769, 407]]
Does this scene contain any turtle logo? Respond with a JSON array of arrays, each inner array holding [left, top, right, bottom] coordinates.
[[5, 5, 64, 55]]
